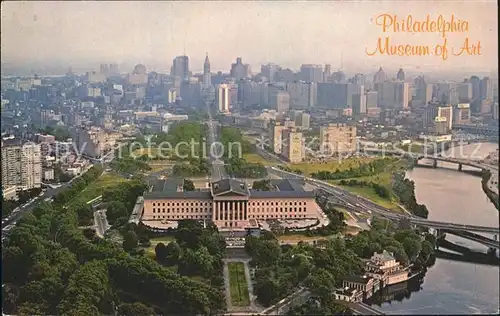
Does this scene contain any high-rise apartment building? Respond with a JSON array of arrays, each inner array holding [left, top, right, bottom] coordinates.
[[1, 138, 42, 191], [300, 64, 323, 82], [294, 112, 311, 130], [269, 120, 295, 154], [217, 84, 230, 113], [319, 123, 357, 155], [423, 102, 453, 131], [281, 127, 303, 163]]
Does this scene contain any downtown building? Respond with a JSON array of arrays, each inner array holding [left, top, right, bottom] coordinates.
[[141, 178, 323, 230], [1, 137, 42, 191]]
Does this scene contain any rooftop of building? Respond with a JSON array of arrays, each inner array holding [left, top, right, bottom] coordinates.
[[371, 250, 396, 262], [341, 275, 373, 285], [144, 178, 315, 200]]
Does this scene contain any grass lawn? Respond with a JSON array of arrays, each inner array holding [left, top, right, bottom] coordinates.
[[290, 157, 375, 176], [228, 262, 250, 307], [243, 153, 277, 165], [132, 147, 172, 159], [334, 183, 400, 211], [68, 173, 128, 207], [144, 236, 175, 256]]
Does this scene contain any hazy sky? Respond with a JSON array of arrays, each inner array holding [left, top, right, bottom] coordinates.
[[1, 1, 498, 74]]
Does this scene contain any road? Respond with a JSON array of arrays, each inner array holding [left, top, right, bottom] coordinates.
[[205, 100, 228, 182], [94, 209, 110, 237], [267, 167, 500, 236], [1, 165, 94, 230]]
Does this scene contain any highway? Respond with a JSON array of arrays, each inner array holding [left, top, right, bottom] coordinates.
[[1, 165, 95, 231], [267, 167, 500, 237]]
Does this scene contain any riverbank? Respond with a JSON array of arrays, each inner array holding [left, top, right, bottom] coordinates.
[[481, 169, 499, 210]]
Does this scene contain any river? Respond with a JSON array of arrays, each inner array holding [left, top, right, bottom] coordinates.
[[370, 142, 499, 315]]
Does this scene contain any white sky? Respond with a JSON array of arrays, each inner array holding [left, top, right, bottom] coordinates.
[[1, 1, 497, 73]]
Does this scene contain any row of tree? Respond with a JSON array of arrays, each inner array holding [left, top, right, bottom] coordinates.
[[392, 172, 429, 218], [311, 158, 396, 181]]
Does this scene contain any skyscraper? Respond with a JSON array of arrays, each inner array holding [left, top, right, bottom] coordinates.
[[270, 90, 290, 114], [300, 64, 323, 82], [480, 77, 493, 100], [396, 68, 405, 81], [203, 53, 211, 89], [1, 138, 42, 190], [217, 84, 230, 113], [323, 64, 332, 82], [171, 55, 190, 80], [230, 58, 251, 81], [373, 67, 387, 83]]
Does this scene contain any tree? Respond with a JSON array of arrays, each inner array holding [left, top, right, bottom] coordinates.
[[403, 237, 422, 262], [117, 302, 155, 316], [305, 268, 335, 300], [252, 179, 271, 191], [122, 230, 138, 252], [106, 201, 128, 224], [183, 179, 195, 191], [75, 204, 93, 226]]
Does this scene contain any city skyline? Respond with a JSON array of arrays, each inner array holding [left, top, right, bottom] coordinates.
[[1, 1, 497, 75]]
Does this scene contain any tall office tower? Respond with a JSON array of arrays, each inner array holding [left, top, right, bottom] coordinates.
[[171, 55, 190, 80], [423, 102, 453, 131], [394, 81, 410, 110], [270, 90, 290, 114], [375, 81, 409, 110], [351, 73, 366, 86], [352, 93, 367, 115], [238, 81, 260, 108], [109, 63, 119, 76], [100, 64, 109, 75], [299, 64, 323, 82], [281, 127, 303, 163], [458, 82, 472, 102], [415, 83, 433, 105], [493, 102, 499, 121], [317, 83, 363, 109], [128, 64, 149, 85], [1, 138, 42, 190], [217, 84, 230, 113], [366, 91, 378, 108], [285, 82, 317, 109], [480, 77, 493, 101], [331, 70, 346, 83], [373, 67, 387, 83], [437, 105, 453, 130], [396, 68, 405, 81], [469, 75, 481, 112], [453, 103, 471, 125], [276, 68, 296, 82], [269, 120, 295, 154], [319, 123, 357, 155], [230, 57, 251, 81], [323, 64, 332, 82], [423, 102, 438, 128], [261, 63, 279, 83], [203, 53, 211, 89]]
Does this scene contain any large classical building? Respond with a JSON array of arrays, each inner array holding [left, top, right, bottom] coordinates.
[[141, 178, 322, 230]]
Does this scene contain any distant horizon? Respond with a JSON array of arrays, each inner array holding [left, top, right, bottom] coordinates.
[[1, 1, 497, 77]]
